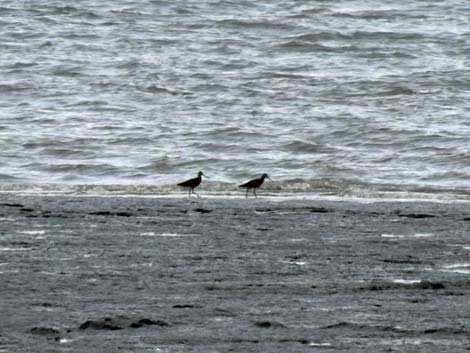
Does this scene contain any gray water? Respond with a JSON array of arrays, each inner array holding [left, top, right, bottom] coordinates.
[[1, 0, 470, 197]]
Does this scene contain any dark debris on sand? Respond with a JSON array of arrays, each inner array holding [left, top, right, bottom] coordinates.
[[79, 316, 169, 331], [357, 280, 446, 291]]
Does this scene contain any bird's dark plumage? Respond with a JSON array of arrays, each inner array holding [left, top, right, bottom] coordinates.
[[239, 173, 271, 198], [178, 171, 207, 197]]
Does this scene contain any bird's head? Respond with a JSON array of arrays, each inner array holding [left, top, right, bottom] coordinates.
[[262, 173, 272, 181], [198, 171, 209, 178]]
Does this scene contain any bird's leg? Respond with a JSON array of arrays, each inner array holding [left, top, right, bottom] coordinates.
[[245, 188, 249, 198], [254, 188, 257, 198], [188, 188, 192, 197]]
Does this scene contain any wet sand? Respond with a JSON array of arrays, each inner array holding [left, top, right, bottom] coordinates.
[[1, 194, 470, 352]]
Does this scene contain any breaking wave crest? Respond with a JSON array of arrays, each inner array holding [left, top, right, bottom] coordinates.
[[1, 180, 469, 202]]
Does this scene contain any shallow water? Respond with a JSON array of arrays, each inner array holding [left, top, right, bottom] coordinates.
[[1, 0, 469, 198]]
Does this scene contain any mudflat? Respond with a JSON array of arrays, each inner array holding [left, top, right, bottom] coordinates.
[[1, 194, 470, 352]]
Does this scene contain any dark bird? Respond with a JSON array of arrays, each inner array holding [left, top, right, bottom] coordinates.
[[177, 171, 208, 197], [239, 173, 272, 198]]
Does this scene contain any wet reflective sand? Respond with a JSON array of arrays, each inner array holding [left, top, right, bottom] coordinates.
[[1, 194, 470, 352]]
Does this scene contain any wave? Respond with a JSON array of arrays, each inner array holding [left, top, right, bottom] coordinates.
[[5, 62, 38, 69], [1, 0, 468, 202], [0, 179, 469, 202], [0, 84, 31, 92], [215, 19, 298, 32], [35, 5, 102, 20], [50, 65, 83, 77], [331, 9, 428, 21], [274, 41, 349, 53], [281, 30, 425, 44], [281, 141, 336, 154]]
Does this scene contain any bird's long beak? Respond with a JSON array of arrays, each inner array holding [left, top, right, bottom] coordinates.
[[267, 176, 272, 181], [203, 173, 210, 179]]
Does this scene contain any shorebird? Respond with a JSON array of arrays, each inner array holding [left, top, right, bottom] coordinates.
[[177, 171, 208, 197], [239, 173, 272, 198]]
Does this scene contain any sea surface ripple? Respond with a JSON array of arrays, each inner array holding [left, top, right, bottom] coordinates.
[[1, 0, 469, 198]]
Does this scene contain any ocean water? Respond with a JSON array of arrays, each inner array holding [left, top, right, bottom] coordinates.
[[1, 0, 469, 198]]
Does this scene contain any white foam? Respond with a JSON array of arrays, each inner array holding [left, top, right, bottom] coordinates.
[[94, 193, 470, 204], [283, 260, 308, 266], [441, 263, 470, 274], [19, 230, 45, 235], [379, 338, 460, 346], [381, 234, 405, 238], [0, 247, 30, 251], [160, 233, 196, 237], [392, 279, 421, 284], [59, 337, 83, 344], [39, 271, 62, 276], [293, 261, 307, 266], [140, 232, 197, 237], [381, 233, 434, 239], [444, 269, 470, 274], [309, 342, 332, 347], [2, 185, 470, 204], [443, 263, 470, 269]]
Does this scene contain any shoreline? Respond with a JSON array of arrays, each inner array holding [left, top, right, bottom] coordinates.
[[1, 194, 470, 352], [1, 190, 470, 205], [0, 181, 469, 204]]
